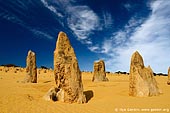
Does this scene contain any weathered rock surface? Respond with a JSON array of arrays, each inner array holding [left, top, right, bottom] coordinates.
[[43, 87, 58, 101], [52, 31, 86, 103], [92, 60, 108, 82], [129, 51, 160, 97], [167, 67, 170, 85], [24, 50, 37, 83]]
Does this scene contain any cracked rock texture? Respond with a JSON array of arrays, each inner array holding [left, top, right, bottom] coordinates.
[[53, 31, 86, 103]]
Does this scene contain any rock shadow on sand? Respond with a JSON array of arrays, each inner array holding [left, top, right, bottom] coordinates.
[[84, 90, 94, 103], [43, 80, 52, 83]]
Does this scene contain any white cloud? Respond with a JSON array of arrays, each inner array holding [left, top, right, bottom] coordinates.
[[41, 0, 63, 17], [88, 45, 100, 52], [67, 5, 100, 40], [0, 0, 55, 40], [1, 11, 54, 40], [113, 31, 127, 45], [0, 6, 26, 26], [40, 0, 113, 46], [102, 0, 170, 73], [102, 12, 113, 28], [40, 0, 100, 41], [101, 39, 113, 54], [110, 16, 144, 46], [124, 3, 132, 11], [82, 39, 93, 45], [31, 29, 54, 40]]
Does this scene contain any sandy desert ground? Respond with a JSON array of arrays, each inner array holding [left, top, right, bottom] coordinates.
[[0, 66, 170, 113]]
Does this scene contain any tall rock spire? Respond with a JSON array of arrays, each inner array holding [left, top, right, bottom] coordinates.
[[53, 31, 86, 103], [129, 51, 160, 97], [167, 67, 170, 85], [92, 60, 108, 82], [25, 50, 37, 83]]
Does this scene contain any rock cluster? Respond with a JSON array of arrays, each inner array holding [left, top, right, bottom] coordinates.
[[24, 50, 37, 83], [0, 66, 25, 73], [47, 31, 86, 103], [129, 51, 160, 97], [167, 67, 170, 85], [92, 60, 108, 82]]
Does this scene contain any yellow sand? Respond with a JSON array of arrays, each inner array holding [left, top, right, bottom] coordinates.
[[0, 68, 170, 113]]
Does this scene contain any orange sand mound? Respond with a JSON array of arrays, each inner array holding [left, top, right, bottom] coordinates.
[[0, 68, 170, 113]]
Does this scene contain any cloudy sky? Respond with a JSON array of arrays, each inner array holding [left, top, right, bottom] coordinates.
[[0, 0, 170, 73]]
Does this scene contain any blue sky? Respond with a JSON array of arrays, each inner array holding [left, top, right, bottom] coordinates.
[[0, 0, 170, 73]]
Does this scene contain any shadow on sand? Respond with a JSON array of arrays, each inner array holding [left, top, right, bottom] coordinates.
[[84, 90, 94, 103], [43, 80, 52, 83]]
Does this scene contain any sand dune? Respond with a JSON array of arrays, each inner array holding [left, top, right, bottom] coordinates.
[[0, 67, 170, 113]]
